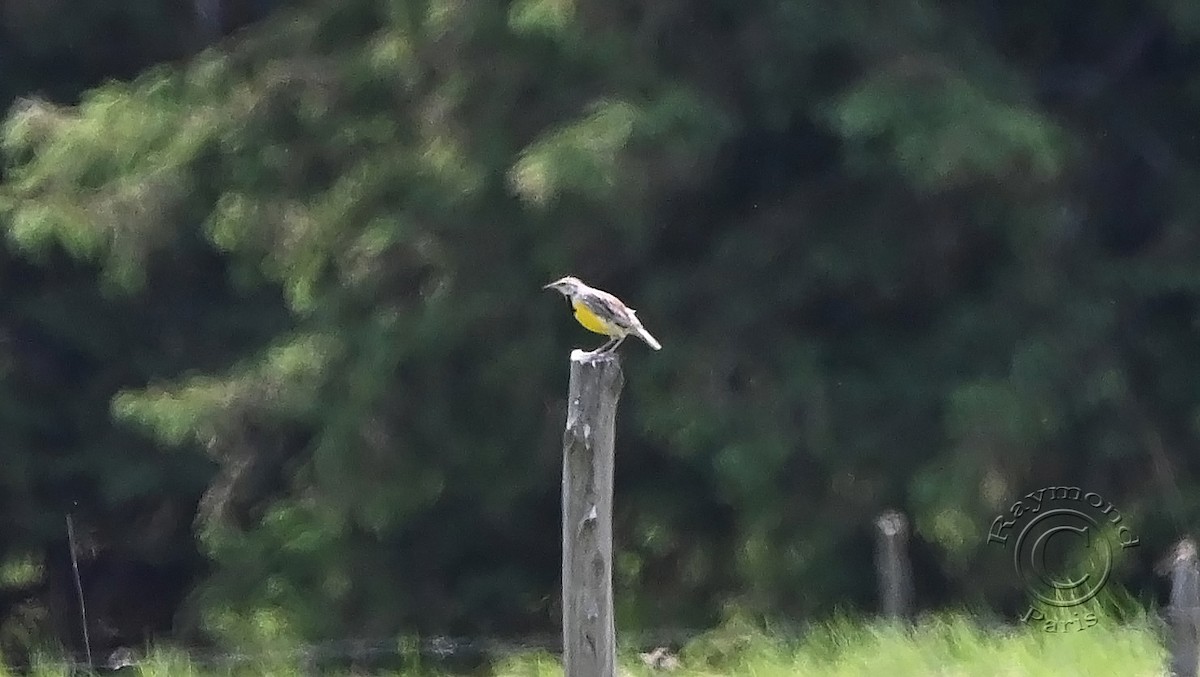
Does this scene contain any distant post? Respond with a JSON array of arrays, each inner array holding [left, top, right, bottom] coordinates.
[[875, 509, 914, 620], [1163, 538, 1200, 677], [561, 350, 623, 677]]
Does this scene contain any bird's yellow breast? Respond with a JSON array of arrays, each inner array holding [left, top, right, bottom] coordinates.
[[572, 298, 617, 336]]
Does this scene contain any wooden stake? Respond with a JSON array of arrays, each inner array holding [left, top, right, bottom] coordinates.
[[561, 350, 623, 677], [1164, 538, 1200, 677], [875, 509, 914, 620]]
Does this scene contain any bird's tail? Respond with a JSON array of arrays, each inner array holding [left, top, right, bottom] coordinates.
[[634, 324, 662, 350]]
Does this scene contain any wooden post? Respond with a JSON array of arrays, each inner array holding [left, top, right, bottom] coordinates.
[[875, 509, 914, 620], [1163, 538, 1200, 677], [561, 350, 623, 677]]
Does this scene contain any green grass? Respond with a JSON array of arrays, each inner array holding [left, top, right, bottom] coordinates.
[[0, 613, 1172, 676], [633, 613, 1167, 677]]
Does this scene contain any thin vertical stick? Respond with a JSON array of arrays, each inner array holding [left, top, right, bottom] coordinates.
[[561, 350, 623, 677], [65, 513, 93, 670]]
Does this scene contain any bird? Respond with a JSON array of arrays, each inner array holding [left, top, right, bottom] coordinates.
[[543, 276, 662, 354]]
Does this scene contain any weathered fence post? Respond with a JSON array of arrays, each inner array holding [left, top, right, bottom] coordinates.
[[561, 350, 623, 677], [875, 509, 914, 620], [1163, 538, 1200, 677]]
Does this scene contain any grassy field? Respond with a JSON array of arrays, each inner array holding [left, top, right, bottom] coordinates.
[[520, 613, 1168, 677], [0, 613, 1172, 676]]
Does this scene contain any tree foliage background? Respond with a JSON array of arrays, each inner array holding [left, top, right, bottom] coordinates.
[[2, 0, 1200, 660]]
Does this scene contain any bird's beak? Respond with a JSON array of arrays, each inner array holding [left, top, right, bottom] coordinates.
[[542, 282, 558, 290]]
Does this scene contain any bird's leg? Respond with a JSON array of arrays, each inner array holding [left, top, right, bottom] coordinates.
[[588, 337, 617, 355], [604, 336, 627, 353]]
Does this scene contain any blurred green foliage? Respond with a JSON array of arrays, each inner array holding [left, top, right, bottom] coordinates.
[[0, 0, 1199, 660]]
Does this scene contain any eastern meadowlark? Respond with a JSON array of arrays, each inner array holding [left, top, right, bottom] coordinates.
[[543, 276, 662, 354]]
